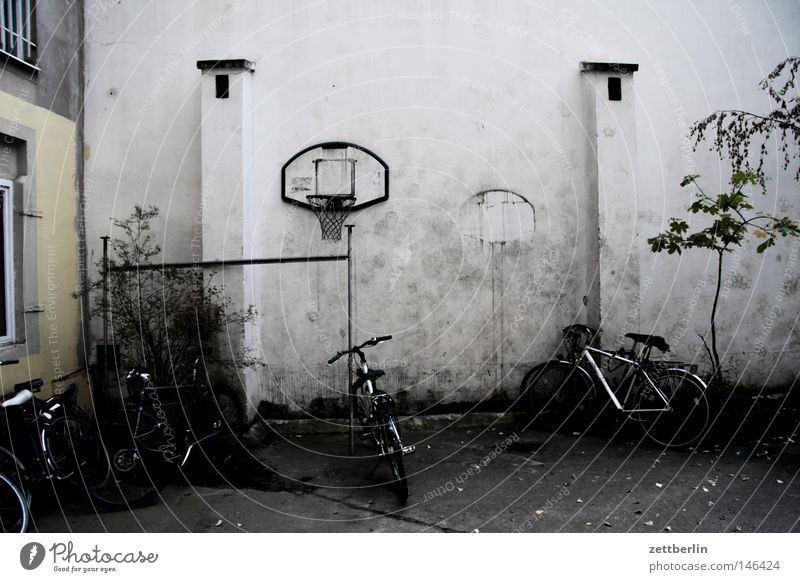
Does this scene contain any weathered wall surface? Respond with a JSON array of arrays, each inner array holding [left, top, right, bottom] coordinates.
[[82, 0, 800, 418]]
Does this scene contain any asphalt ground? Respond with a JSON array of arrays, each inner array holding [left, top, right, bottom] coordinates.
[[29, 408, 800, 533]]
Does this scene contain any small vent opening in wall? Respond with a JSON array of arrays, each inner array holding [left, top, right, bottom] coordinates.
[[216, 75, 230, 98], [608, 77, 621, 101]]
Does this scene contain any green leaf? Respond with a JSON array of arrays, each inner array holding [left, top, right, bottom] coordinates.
[[681, 174, 701, 187], [756, 238, 775, 253], [731, 170, 759, 187]]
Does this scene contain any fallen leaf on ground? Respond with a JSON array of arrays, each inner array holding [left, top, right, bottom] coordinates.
[[655, 483, 663, 488], [644, 521, 653, 526], [214, 520, 223, 527]]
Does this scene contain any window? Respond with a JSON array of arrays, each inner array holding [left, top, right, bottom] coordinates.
[[0, 179, 13, 343], [0, 0, 36, 68]]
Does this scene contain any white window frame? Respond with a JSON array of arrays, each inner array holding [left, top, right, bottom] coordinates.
[[0, 0, 37, 69], [0, 178, 14, 344]]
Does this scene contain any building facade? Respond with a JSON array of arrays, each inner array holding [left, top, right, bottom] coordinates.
[[0, 1, 87, 406], [81, 1, 800, 419]]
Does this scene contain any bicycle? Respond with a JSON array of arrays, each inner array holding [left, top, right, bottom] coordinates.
[[0, 359, 110, 532], [327, 335, 414, 503], [89, 359, 245, 509], [521, 325, 710, 448]]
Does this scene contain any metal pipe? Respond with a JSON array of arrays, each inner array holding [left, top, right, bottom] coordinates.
[[101, 236, 110, 404], [109, 255, 348, 272], [346, 225, 355, 456]]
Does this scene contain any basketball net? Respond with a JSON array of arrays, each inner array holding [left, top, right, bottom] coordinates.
[[307, 195, 355, 241]]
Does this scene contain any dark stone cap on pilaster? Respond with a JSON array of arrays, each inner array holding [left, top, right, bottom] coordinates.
[[196, 59, 255, 72], [580, 62, 639, 74]]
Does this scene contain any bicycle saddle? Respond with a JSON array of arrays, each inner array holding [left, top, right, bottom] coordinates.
[[14, 379, 44, 393], [625, 333, 669, 352], [1, 389, 34, 408]]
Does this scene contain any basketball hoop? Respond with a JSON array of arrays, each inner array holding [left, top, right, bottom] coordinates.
[[307, 195, 356, 241]]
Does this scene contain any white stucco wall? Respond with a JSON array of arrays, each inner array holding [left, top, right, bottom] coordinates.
[[83, 0, 800, 417]]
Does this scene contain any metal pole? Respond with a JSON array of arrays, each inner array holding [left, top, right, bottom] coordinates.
[[346, 224, 355, 456], [109, 254, 348, 273], [101, 236, 110, 405]]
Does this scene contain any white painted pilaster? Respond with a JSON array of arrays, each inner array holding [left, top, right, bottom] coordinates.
[[582, 62, 640, 345]]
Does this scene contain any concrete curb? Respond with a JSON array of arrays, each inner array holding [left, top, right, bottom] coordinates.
[[244, 411, 525, 441]]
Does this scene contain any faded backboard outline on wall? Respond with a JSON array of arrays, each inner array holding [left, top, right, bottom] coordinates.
[[461, 189, 536, 243], [281, 142, 389, 211]]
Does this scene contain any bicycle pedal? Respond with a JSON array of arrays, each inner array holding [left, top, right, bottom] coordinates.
[[402, 445, 416, 455]]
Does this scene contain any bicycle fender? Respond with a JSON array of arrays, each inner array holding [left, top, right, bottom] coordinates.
[[660, 368, 708, 390]]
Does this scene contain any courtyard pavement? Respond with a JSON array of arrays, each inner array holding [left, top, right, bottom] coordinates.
[[30, 411, 800, 533]]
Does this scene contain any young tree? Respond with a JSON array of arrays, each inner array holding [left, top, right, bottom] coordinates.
[[648, 172, 799, 386], [87, 205, 258, 385], [692, 57, 800, 188]]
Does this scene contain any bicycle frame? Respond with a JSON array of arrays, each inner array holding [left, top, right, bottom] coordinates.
[[578, 346, 673, 414], [349, 355, 380, 424]]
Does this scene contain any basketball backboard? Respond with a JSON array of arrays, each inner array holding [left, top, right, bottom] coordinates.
[[281, 142, 389, 211]]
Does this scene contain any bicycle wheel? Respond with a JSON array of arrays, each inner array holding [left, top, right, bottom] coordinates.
[[42, 410, 110, 491], [89, 416, 163, 509], [637, 370, 710, 448], [525, 362, 596, 432], [208, 388, 245, 436], [383, 415, 408, 504], [0, 471, 29, 532], [0, 446, 31, 508]]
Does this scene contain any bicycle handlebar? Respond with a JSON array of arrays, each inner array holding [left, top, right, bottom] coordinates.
[[327, 335, 393, 365]]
